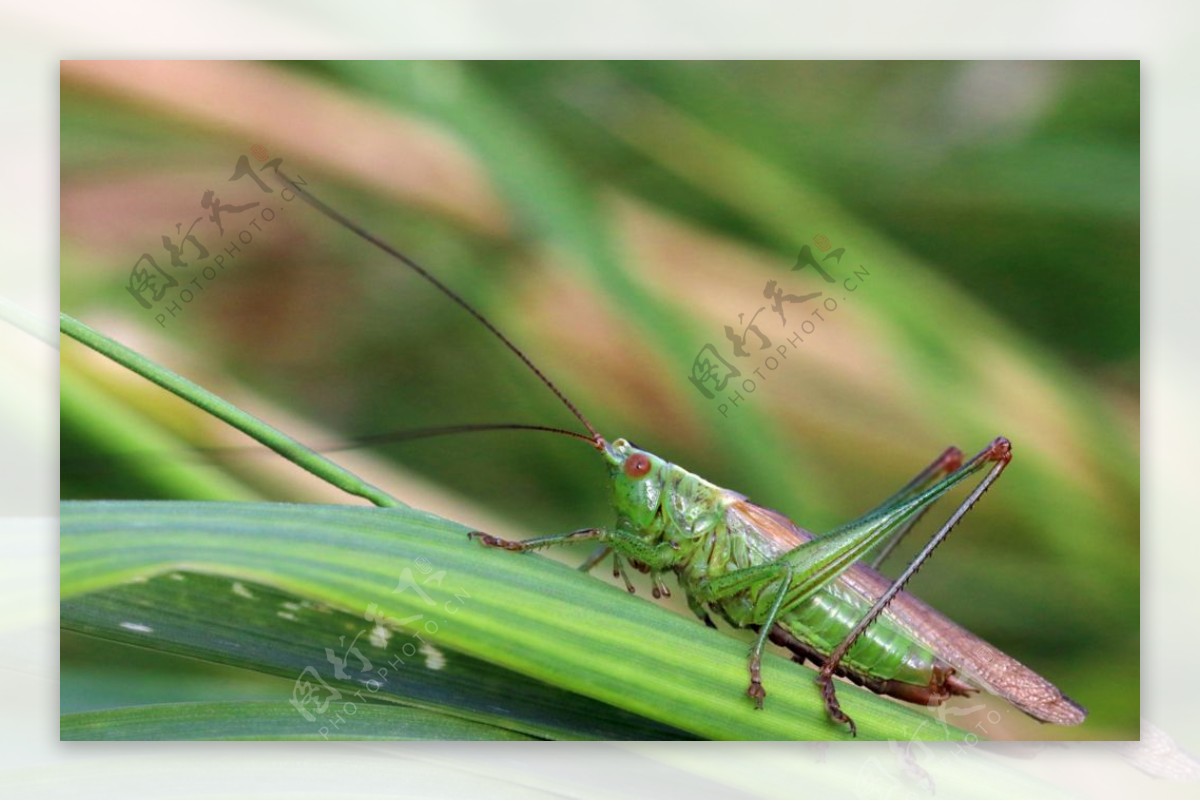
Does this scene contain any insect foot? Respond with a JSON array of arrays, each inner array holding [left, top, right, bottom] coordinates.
[[747, 655, 766, 709], [818, 673, 858, 738], [467, 531, 525, 551]]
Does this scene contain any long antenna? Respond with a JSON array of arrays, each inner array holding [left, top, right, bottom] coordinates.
[[61, 422, 599, 474], [276, 170, 604, 447], [333, 423, 598, 450]]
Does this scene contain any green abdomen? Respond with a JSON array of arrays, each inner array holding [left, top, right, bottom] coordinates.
[[779, 583, 937, 686]]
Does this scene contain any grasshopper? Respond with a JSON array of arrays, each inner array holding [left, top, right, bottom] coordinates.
[[280, 172, 1085, 736]]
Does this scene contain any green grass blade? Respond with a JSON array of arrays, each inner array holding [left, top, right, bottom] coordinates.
[[62, 499, 967, 741], [63, 570, 688, 740], [60, 313, 402, 508], [60, 701, 531, 741]]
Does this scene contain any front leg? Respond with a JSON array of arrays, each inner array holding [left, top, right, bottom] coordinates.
[[468, 527, 606, 551]]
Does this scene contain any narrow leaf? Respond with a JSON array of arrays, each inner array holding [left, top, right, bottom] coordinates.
[[63, 500, 968, 741], [64, 571, 689, 740], [61, 701, 531, 741]]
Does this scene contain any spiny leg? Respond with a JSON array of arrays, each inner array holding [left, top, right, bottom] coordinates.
[[818, 437, 1012, 737], [468, 527, 605, 551], [869, 446, 963, 570]]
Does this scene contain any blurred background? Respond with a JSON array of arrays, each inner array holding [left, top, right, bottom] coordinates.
[[60, 60, 1138, 739]]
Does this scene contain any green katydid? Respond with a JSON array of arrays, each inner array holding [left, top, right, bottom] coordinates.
[[280, 172, 1086, 737]]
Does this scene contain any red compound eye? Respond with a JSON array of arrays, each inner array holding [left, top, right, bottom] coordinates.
[[624, 453, 652, 478]]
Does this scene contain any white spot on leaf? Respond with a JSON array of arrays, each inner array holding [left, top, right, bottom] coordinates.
[[276, 611, 298, 621], [119, 622, 153, 634], [368, 625, 391, 649], [231, 582, 255, 599], [419, 642, 446, 671]]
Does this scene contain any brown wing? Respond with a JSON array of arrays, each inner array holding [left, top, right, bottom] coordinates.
[[726, 498, 1086, 725]]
